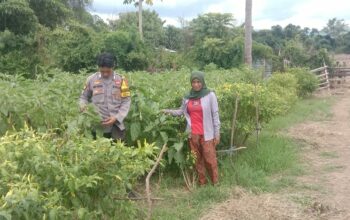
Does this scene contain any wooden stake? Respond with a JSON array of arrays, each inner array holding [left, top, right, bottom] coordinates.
[[146, 144, 168, 220], [113, 197, 164, 201], [254, 83, 261, 148], [230, 96, 240, 148]]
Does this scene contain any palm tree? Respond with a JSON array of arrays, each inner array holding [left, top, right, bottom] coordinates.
[[244, 0, 253, 66]]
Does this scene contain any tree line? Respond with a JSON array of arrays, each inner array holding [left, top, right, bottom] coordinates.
[[1, 0, 350, 76]]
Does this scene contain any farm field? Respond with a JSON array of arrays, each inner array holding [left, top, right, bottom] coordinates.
[[2, 0, 350, 219], [0, 67, 318, 219]]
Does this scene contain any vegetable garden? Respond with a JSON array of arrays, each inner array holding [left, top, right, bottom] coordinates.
[[0, 67, 318, 219]]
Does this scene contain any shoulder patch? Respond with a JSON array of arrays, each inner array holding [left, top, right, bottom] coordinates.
[[121, 76, 130, 97]]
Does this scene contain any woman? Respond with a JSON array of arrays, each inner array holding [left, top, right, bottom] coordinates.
[[163, 71, 220, 185]]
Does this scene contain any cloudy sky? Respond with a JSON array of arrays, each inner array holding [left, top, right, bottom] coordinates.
[[89, 0, 350, 30]]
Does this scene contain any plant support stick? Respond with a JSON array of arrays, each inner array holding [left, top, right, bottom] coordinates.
[[146, 144, 168, 220]]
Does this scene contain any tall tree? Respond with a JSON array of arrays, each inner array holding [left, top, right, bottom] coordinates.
[[322, 18, 349, 48], [110, 10, 165, 47], [123, 0, 157, 40], [284, 24, 301, 39], [0, 0, 38, 35], [323, 18, 349, 39], [190, 13, 235, 41], [244, 0, 252, 66], [163, 25, 182, 50], [27, 0, 69, 28]]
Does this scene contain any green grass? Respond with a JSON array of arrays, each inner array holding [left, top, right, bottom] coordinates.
[[297, 183, 324, 192], [319, 151, 338, 159], [289, 194, 314, 207], [150, 97, 334, 220], [322, 164, 345, 172], [152, 186, 230, 220], [266, 97, 334, 133]]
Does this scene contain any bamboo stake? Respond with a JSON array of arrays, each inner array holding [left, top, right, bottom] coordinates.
[[254, 82, 261, 148], [145, 144, 168, 220], [230, 96, 240, 148], [113, 197, 164, 201]]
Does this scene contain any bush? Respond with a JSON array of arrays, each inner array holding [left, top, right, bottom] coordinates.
[[216, 74, 298, 146], [151, 49, 182, 71], [285, 68, 318, 97], [0, 0, 38, 35], [267, 72, 298, 106], [0, 68, 305, 218], [266, 73, 299, 116], [0, 30, 41, 76], [204, 63, 218, 72], [194, 37, 244, 69], [48, 23, 102, 72], [0, 68, 301, 164], [125, 51, 150, 71], [0, 129, 157, 219], [102, 31, 150, 71]]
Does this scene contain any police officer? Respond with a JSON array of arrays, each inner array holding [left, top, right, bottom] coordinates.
[[79, 53, 131, 140]]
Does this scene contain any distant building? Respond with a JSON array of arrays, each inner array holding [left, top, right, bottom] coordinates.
[[333, 54, 350, 67]]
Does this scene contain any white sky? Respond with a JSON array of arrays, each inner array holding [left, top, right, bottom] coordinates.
[[90, 0, 350, 29]]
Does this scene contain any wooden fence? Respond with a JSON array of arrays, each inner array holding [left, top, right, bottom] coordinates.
[[311, 66, 350, 90], [311, 66, 330, 91]]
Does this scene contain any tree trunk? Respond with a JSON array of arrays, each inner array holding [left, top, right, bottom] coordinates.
[[138, 0, 143, 41], [244, 0, 253, 66]]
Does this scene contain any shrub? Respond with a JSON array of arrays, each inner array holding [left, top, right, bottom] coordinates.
[[48, 23, 102, 72], [152, 50, 182, 71], [285, 68, 318, 97], [0, 30, 41, 76], [204, 63, 218, 72], [102, 31, 150, 71], [0, 129, 157, 219], [1, 68, 301, 160], [0, 0, 38, 35], [216, 76, 298, 146]]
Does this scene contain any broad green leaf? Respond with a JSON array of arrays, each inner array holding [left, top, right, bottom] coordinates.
[[77, 208, 87, 219], [160, 132, 168, 143], [130, 122, 141, 141], [174, 142, 184, 152], [0, 211, 11, 220]]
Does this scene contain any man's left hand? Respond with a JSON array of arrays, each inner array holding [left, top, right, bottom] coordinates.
[[102, 116, 117, 127]]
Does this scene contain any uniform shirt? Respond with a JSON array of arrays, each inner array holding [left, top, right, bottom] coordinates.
[[187, 99, 204, 135], [79, 72, 131, 132]]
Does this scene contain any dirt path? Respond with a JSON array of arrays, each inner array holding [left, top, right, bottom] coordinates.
[[201, 85, 350, 220]]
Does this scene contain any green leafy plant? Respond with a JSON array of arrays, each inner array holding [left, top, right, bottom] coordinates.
[[0, 68, 305, 219], [0, 128, 157, 219], [284, 68, 319, 97]]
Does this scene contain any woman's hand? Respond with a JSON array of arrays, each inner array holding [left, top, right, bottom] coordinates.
[[161, 109, 170, 115], [79, 104, 87, 113], [214, 135, 220, 146]]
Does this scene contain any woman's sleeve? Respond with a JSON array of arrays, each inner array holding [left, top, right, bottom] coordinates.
[[163, 99, 186, 116], [211, 92, 221, 137]]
